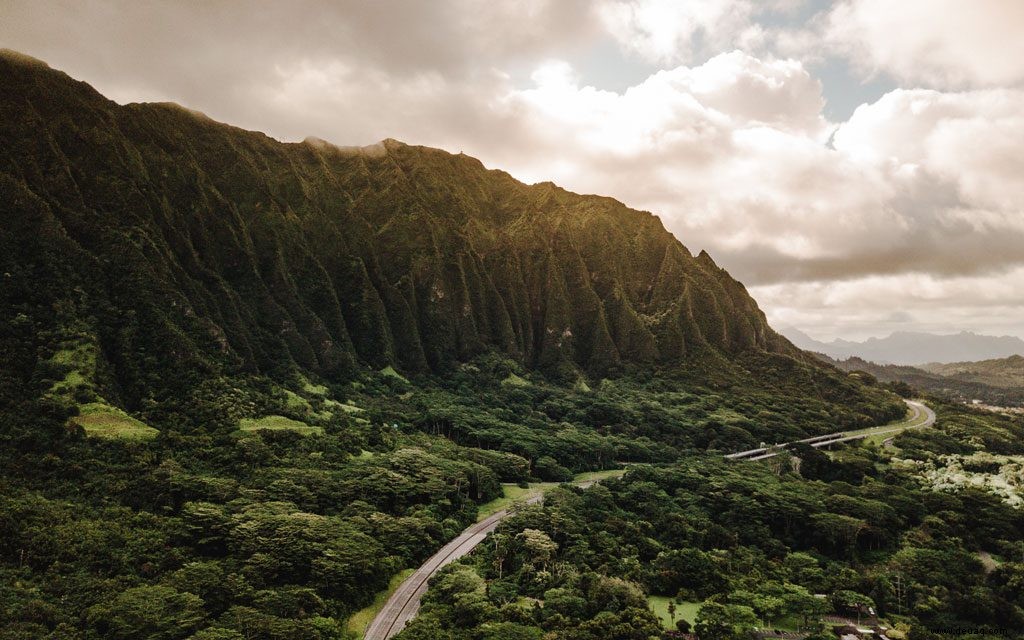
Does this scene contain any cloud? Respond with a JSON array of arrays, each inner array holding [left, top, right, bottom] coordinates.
[[597, 0, 758, 64], [490, 56, 1024, 289], [835, 89, 1024, 211], [752, 267, 1024, 341], [2, 1, 1023, 339], [825, 0, 1024, 88], [0, 0, 600, 117]]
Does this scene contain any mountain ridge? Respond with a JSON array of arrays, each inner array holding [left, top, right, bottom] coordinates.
[[782, 327, 1024, 365], [921, 354, 1024, 390], [0, 49, 803, 414]]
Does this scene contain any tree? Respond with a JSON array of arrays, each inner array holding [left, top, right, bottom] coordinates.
[[516, 529, 557, 572], [543, 588, 587, 619], [481, 622, 544, 640], [187, 629, 245, 640], [86, 585, 206, 640], [167, 562, 232, 615], [694, 602, 757, 640], [830, 590, 875, 624], [812, 513, 867, 557], [780, 584, 830, 628], [728, 589, 785, 626], [533, 456, 572, 482]]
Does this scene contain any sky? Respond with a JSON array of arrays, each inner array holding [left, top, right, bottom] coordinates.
[[3, 0, 1024, 341]]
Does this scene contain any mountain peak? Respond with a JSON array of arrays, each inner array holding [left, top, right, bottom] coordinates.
[[0, 51, 794, 386], [0, 48, 49, 69]]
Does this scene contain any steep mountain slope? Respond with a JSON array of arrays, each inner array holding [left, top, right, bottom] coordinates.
[[0, 51, 920, 640], [0, 49, 795, 409]]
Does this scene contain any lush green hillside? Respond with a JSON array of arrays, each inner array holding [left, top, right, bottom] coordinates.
[[0, 49, 791, 394], [0, 49, 903, 433], [827, 355, 1024, 407], [922, 356, 1024, 390], [400, 400, 1024, 640], [0, 51, 923, 640]]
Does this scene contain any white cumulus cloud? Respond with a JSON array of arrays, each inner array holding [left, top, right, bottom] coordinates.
[[825, 0, 1024, 88]]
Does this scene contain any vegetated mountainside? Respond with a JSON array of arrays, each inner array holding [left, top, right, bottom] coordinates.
[[922, 355, 1024, 389], [825, 355, 1024, 407], [0, 49, 794, 400], [0, 51, 964, 640], [0, 48, 902, 434], [782, 327, 1024, 366]]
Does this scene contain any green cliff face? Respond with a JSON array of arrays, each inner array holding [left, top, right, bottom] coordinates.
[[0, 50, 792, 404]]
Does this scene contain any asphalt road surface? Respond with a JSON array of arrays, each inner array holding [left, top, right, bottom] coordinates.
[[726, 399, 935, 462], [364, 479, 603, 640], [364, 401, 938, 638]]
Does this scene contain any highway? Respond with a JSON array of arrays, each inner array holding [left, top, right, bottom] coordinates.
[[363, 478, 605, 640], [725, 399, 935, 462], [363, 401, 937, 638]]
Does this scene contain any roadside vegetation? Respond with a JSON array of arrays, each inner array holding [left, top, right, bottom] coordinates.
[[0, 347, 912, 640], [398, 439, 1024, 640]]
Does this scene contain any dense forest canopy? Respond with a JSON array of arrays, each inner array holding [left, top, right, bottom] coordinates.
[[1, 50, 1021, 640]]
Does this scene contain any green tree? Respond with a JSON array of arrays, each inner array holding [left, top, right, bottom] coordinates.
[[694, 602, 757, 640], [86, 585, 206, 640], [481, 622, 544, 640]]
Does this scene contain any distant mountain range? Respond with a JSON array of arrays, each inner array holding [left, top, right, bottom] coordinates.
[[781, 328, 1024, 366], [825, 355, 1024, 407]]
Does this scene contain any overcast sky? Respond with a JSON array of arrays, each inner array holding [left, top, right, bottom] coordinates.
[[4, 0, 1024, 341]]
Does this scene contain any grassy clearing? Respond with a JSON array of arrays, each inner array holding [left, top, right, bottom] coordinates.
[[51, 370, 88, 393], [283, 390, 312, 413], [71, 403, 158, 440], [861, 431, 898, 448], [301, 378, 328, 396], [51, 343, 97, 371], [324, 398, 364, 413], [345, 568, 414, 638], [648, 596, 701, 629], [476, 483, 556, 521], [48, 343, 98, 396], [476, 469, 626, 521], [380, 366, 409, 383], [501, 373, 530, 387], [239, 415, 323, 435], [573, 469, 626, 483]]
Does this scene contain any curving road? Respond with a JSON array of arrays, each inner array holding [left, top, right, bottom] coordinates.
[[363, 402, 938, 638], [363, 479, 605, 640], [726, 399, 935, 462]]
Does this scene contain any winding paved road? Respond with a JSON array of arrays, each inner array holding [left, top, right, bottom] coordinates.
[[726, 399, 935, 462], [363, 479, 604, 640], [363, 402, 937, 638]]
